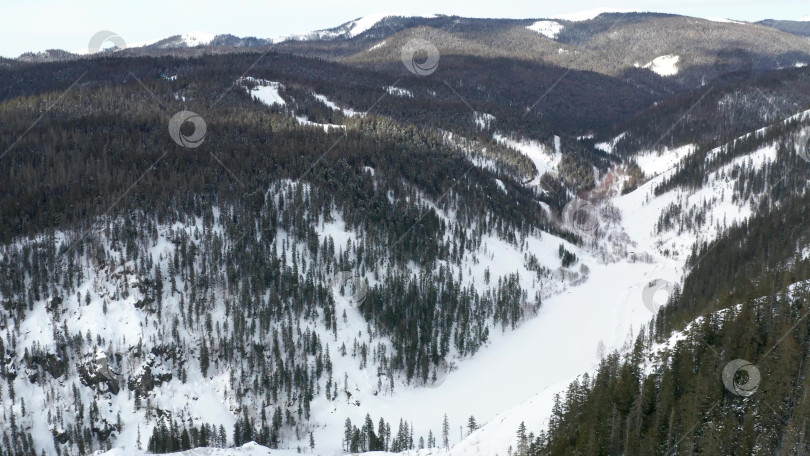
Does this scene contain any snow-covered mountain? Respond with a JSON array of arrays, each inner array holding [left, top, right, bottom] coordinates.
[[272, 12, 437, 42], [551, 7, 641, 21], [3, 9, 810, 456], [15, 11, 810, 88]]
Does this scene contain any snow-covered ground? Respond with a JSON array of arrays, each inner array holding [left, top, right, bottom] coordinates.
[[241, 78, 286, 107], [386, 86, 414, 98], [426, 123, 793, 454], [274, 13, 437, 42], [6, 108, 800, 456], [179, 32, 216, 47], [240, 79, 356, 131], [493, 134, 562, 186], [708, 18, 748, 24], [474, 112, 495, 130], [314, 93, 364, 117], [643, 55, 680, 77], [634, 144, 694, 176], [595, 132, 626, 154], [101, 442, 274, 456], [526, 21, 564, 39]]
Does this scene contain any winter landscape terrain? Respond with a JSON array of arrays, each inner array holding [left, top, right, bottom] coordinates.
[[2, 7, 810, 456]]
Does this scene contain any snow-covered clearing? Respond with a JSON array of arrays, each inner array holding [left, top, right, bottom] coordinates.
[[386, 86, 414, 98], [595, 132, 626, 154], [241, 78, 286, 107], [526, 21, 564, 39], [180, 31, 216, 47], [275, 13, 436, 42], [474, 112, 495, 130], [493, 134, 562, 185], [643, 55, 680, 77], [314, 93, 364, 117], [708, 18, 748, 24], [368, 40, 387, 51], [634, 144, 695, 176]]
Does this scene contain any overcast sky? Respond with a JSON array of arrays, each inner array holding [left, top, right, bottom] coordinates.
[[1, 0, 807, 58]]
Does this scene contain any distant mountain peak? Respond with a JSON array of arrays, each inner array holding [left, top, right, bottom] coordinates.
[[273, 12, 437, 42], [179, 31, 216, 46], [552, 7, 641, 21]]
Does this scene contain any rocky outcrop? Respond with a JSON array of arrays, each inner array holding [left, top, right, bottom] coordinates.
[[78, 352, 120, 395], [128, 353, 172, 397], [51, 427, 70, 444], [2, 358, 16, 380], [91, 418, 117, 441], [29, 352, 67, 379]]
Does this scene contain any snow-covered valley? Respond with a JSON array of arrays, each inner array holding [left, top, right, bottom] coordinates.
[[3, 111, 794, 455]]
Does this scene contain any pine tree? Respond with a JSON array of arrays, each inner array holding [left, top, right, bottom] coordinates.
[[516, 422, 527, 455], [200, 341, 210, 377], [377, 418, 387, 451], [467, 415, 477, 435], [343, 418, 352, 452], [442, 414, 450, 449], [218, 425, 227, 448], [180, 428, 191, 450]]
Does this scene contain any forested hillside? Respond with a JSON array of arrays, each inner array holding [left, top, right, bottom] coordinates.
[[0, 42, 600, 456], [514, 88, 810, 456], [3, 11, 810, 456]]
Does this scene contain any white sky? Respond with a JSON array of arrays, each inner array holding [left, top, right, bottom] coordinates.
[[0, 0, 807, 58]]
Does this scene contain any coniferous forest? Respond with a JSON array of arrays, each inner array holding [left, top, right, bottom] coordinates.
[[3, 10, 810, 456]]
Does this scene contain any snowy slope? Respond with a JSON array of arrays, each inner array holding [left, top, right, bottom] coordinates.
[[122, 31, 216, 50], [342, 13, 409, 38], [595, 132, 627, 154], [6, 72, 808, 456], [493, 134, 562, 186], [708, 18, 748, 24], [526, 21, 564, 39], [427, 116, 804, 455], [180, 32, 216, 47], [643, 55, 680, 77], [313, 93, 364, 117], [634, 144, 694, 176], [0, 173, 582, 456], [240, 78, 353, 131], [553, 8, 640, 21], [243, 79, 286, 107], [101, 442, 274, 456], [274, 13, 436, 42]]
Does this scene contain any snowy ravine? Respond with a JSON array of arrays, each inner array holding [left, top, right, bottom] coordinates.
[[433, 124, 792, 455]]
